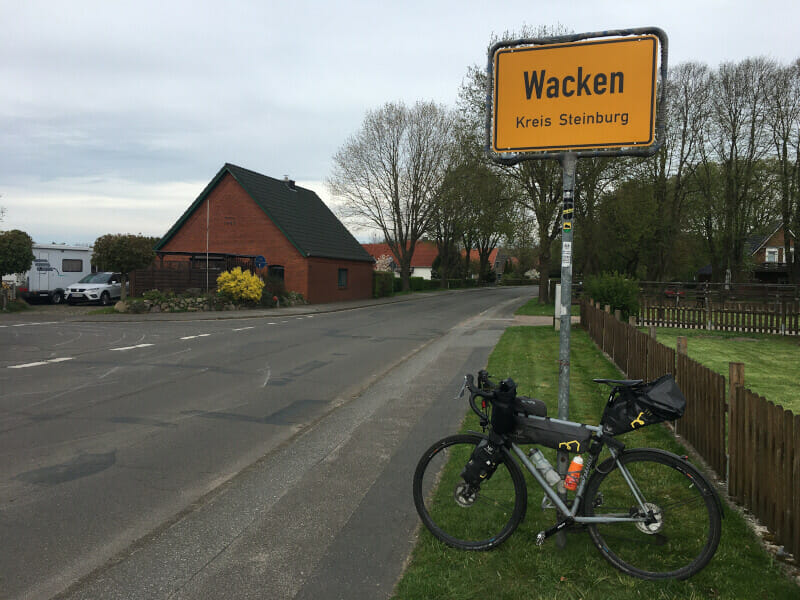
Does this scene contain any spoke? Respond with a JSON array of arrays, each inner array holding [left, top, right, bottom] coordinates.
[[473, 492, 516, 512]]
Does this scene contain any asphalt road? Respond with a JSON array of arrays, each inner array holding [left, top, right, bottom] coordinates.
[[0, 287, 536, 599]]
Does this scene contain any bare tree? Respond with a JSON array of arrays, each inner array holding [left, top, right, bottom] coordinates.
[[766, 59, 800, 282], [328, 101, 454, 290], [635, 62, 712, 280], [694, 58, 776, 280]]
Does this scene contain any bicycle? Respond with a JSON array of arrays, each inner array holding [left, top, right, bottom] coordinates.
[[412, 370, 723, 580]]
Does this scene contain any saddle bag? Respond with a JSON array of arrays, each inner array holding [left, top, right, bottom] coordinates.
[[601, 373, 686, 436]]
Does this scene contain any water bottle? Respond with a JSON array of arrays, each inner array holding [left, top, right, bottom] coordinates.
[[529, 448, 560, 487], [564, 455, 584, 491]]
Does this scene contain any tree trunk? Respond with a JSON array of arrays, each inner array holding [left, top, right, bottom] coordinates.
[[400, 262, 411, 291], [538, 251, 551, 304]]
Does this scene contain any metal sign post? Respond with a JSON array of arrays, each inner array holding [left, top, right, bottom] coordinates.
[[486, 27, 669, 548], [555, 152, 577, 541]]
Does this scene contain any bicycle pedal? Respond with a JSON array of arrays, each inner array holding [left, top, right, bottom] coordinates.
[[536, 531, 546, 546]]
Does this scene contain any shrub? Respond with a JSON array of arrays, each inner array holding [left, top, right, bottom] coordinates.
[[262, 276, 288, 301], [409, 276, 426, 291], [584, 271, 639, 318], [373, 271, 394, 298], [216, 267, 265, 304]]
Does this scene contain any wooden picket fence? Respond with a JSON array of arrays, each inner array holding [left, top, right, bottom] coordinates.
[[580, 300, 799, 558], [729, 387, 800, 564], [640, 299, 800, 335]]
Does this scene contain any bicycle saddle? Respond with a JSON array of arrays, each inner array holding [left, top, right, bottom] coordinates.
[[592, 378, 643, 387]]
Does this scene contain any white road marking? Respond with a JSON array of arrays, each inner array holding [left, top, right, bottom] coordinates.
[[233, 327, 254, 331], [110, 343, 154, 351], [8, 357, 74, 369], [180, 334, 211, 340]]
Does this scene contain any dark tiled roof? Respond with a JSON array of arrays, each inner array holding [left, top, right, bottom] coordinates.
[[156, 163, 373, 263]]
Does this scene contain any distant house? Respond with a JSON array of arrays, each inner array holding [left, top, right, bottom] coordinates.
[[155, 163, 375, 303], [463, 247, 510, 278], [362, 241, 439, 279], [746, 222, 795, 283]]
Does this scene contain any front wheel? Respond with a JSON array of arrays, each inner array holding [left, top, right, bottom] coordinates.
[[100, 291, 111, 306], [413, 433, 527, 551], [50, 291, 63, 304], [583, 449, 722, 580]]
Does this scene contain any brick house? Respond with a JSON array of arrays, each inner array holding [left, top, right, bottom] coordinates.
[[747, 221, 796, 283], [155, 163, 375, 303]]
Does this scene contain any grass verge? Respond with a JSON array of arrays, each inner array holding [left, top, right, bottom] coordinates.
[[394, 326, 798, 599], [650, 327, 800, 414]]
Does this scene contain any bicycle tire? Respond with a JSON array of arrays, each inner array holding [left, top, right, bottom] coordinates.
[[413, 433, 527, 550], [583, 448, 721, 580]]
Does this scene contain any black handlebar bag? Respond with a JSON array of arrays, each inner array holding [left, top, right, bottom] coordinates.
[[489, 379, 518, 435], [601, 374, 686, 436]]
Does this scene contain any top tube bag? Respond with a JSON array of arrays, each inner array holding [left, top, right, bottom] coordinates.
[[601, 373, 686, 436]]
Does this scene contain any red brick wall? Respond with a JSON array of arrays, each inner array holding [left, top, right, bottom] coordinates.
[[160, 174, 373, 303], [754, 229, 793, 263], [306, 258, 374, 304]]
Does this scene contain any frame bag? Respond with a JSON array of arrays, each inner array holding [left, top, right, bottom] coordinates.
[[601, 374, 686, 436]]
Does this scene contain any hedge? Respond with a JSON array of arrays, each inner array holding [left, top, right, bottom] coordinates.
[[373, 271, 395, 298]]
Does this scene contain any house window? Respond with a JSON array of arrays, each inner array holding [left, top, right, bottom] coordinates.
[[268, 265, 285, 281], [62, 259, 83, 272], [765, 247, 779, 263], [338, 268, 348, 288]]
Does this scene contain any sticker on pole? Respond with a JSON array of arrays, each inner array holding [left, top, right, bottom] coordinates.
[[492, 35, 658, 153]]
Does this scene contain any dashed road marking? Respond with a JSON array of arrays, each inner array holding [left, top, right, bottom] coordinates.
[[9, 357, 74, 369], [233, 327, 254, 331], [180, 334, 211, 340], [110, 343, 155, 352]]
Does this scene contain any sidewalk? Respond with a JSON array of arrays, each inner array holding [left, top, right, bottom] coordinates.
[[513, 314, 581, 326], [2, 288, 493, 324]]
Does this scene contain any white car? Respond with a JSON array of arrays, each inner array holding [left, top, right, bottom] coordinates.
[[65, 272, 123, 306]]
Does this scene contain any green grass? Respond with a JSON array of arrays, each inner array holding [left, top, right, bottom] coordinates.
[[394, 327, 798, 599], [516, 299, 580, 317], [87, 307, 117, 315], [0, 299, 31, 313], [651, 328, 800, 414]]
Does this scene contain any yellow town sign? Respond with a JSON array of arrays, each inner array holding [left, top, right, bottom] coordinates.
[[492, 35, 658, 153]]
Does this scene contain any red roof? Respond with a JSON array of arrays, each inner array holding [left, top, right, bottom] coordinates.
[[462, 248, 506, 267], [361, 241, 439, 267]]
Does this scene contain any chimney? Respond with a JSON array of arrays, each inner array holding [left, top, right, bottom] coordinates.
[[283, 175, 296, 191]]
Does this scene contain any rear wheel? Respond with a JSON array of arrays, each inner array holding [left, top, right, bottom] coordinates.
[[583, 449, 721, 580], [50, 291, 63, 304], [413, 433, 527, 550]]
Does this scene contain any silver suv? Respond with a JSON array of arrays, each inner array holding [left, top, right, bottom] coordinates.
[[65, 272, 122, 306]]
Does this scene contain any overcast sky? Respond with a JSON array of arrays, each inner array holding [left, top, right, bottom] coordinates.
[[3, 0, 799, 245]]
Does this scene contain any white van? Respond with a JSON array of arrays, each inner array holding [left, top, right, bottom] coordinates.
[[6, 244, 94, 304]]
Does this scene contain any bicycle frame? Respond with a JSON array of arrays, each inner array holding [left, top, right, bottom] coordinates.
[[506, 417, 653, 527]]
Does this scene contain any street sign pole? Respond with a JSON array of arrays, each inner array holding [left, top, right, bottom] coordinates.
[[486, 27, 668, 548], [555, 151, 576, 548]]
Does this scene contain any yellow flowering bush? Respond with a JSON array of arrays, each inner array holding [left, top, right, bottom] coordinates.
[[216, 267, 265, 304]]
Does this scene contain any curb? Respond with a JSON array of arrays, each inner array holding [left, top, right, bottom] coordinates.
[[3, 286, 509, 324]]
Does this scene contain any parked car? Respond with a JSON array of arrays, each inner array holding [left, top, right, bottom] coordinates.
[[65, 272, 123, 306]]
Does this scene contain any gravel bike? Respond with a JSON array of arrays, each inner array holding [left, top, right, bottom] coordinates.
[[412, 370, 723, 580]]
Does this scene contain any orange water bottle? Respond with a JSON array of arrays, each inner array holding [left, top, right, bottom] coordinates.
[[564, 455, 584, 491]]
